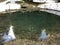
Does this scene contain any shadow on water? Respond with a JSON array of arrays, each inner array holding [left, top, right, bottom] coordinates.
[[0, 11, 60, 40]]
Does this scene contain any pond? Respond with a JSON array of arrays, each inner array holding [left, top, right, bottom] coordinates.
[[0, 11, 60, 40]]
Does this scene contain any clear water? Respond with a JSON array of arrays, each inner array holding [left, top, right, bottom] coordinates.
[[0, 11, 60, 40]]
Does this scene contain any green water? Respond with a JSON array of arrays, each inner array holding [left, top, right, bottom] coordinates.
[[0, 11, 60, 40]]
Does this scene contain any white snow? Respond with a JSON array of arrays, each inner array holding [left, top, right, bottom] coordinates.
[[33, 0, 46, 3], [8, 0, 22, 2], [42, 9, 60, 16], [2, 25, 16, 43], [37, 3, 60, 11], [8, 26, 16, 40], [46, 0, 56, 3], [0, 0, 21, 12], [33, 0, 57, 3], [6, 3, 21, 10], [3, 33, 8, 41], [39, 29, 48, 40], [0, 0, 9, 12]]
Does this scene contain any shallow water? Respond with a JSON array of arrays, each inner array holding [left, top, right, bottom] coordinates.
[[0, 11, 60, 40]]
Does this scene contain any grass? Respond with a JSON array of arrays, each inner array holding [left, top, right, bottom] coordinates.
[[0, 11, 60, 45]]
